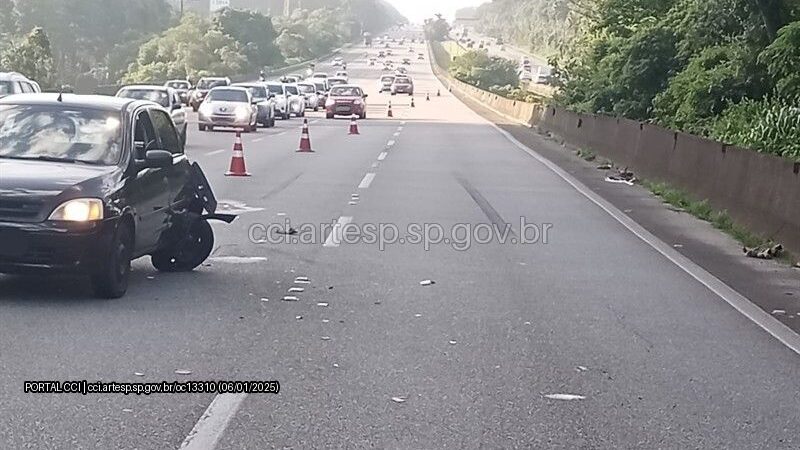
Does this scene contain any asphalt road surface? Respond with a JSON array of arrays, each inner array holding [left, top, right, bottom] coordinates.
[[1, 38, 799, 450]]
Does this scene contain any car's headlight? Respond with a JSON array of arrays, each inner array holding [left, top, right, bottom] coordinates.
[[48, 198, 104, 222], [198, 103, 213, 115], [354, 98, 363, 105], [235, 106, 250, 120], [325, 98, 335, 107]]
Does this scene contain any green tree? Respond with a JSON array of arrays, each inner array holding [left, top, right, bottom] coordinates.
[[424, 14, 450, 42], [2, 27, 55, 89], [759, 20, 800, 99], [450, 50, 519, 88], [214, 8, 282, 70]]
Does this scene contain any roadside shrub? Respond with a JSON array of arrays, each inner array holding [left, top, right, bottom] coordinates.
[[709, 98, 800, 160], [759, 21, 800, 100], [449, 50, 519, 89]]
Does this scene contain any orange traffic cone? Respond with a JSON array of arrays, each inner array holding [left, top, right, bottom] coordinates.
[[348, 115, 360, 135], [410, 97, 415, 108], [426, 93, 430, 101], [387, 102, 393, 118], [437, 89, 441, 97], [225, 131, 250, 177], [296, 119, 314, 152]]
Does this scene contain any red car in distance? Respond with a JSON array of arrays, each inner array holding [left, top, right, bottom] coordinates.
[[325, 85, 368, 119]]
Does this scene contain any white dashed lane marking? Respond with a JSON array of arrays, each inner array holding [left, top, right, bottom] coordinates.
[[323, 216, 354, 248], [358, 173, 376, 189], [378, 152, 388, 161]]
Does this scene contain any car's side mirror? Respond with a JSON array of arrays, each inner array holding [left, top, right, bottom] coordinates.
[[362, 94, 368, 99], [268, 93, 276, 99], [143, 150, 173, 169], [172, 103, 182, 111]]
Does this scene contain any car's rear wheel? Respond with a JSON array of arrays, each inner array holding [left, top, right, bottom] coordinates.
[[151, 219, 214, 272], [326, 113, 334, 119], [282, 112, 290, 120], [313, 106, 319, 112], [91, 223, 133, 299], [198, 124, 206, 131]]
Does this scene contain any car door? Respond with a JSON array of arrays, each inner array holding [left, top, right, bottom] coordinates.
[[148, 108, 192, 230], [170, 92, 186, 130], [130, 107, 172, 253]]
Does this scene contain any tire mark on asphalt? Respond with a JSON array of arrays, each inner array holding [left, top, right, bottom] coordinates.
[[455, 174, 517, 240]]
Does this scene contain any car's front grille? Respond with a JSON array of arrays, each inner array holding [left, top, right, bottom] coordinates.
[[0, 198, 44, 220]]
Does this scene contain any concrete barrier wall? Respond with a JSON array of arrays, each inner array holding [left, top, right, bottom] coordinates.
[[538, 106, 800, 253], [429, 41, 800, 252]]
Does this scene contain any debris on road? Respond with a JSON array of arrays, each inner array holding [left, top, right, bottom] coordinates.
[[174, 370, 192, 376], [209, 256, 267, 264], [134, 372, 144, 377], [448, 340, 457, 345], [275, 227, 298, 235], [288, 287, 304, 293], [333, 363, 339, 368], [146, 276, 155, 280], [349, 201, 358, 205], [743, 244, 783, 260], [295, 276, 310, 282], [605, 168, 637, 186], [322, 319, 330, 323], [283, 296, 299, 302], [122, 408, 133, 413], [391, 396, 407, 403], [414, 314, 422, 318], [576, 366, 588, 372], [597, 162, 613, 170], [321, 336, 331, 341], [772, 309, 787, 316], [260, 297, 269, 302], [317, 302, 329, 307], [673, 244, 684, 248], [295, 315, 303, 320], [419, 279, 436, 286], [544, 393, 586, 401]]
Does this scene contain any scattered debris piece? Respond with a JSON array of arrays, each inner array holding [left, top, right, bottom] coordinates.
[[321, 336, 331, 341], [391, 396, 407, 403], [524, 321, 531, 325], [624, 209, 633, 213], [260, 298, 269, 302], [295, 276, 310, 282], [122, 408, 134, 413], [277, 212, 287, 216], [597, 162, 612, 170], [322, 319, 330, 323], [317, 302, 329, 307], [146, 276, 155, 280], [576, 366, 588, 372], [414, 314, 422, 318], [544, 394, 586, 401], [744, 244, 783, 260], [419, 279, 436, 286], [448, 340, 457, 345], [295, 315, 303, 320], [349, 201, 358, 205], [275, 227, 298, 235], [605, 168, 636, 185], [374, 301, 382, 305], [328, 286, 334, 290], [772, 309, 787, 316], [174, 370, 192, 376], [673, 244, 684, 249], [282, 296, 299, 302], [134, 372, 145, 377], [288, 287, 304, 293]]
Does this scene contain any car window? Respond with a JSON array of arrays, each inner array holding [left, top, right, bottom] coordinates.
[[133, 110, 157, 159], [297, 84, 315, 94], [149, 109, 181, 155], [239, 85, 267, 98], [207, 89, 248, 102], [0, 104, 123, 165], [267, 84, 284, 95], [19, 82, 33, 93], [285, 85, 299, 95], [330, 86, 362, 97]]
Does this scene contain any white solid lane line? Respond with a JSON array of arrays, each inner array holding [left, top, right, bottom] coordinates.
[[323, 216, 354, 248], [179, 393, 247, 450], [252, 137, 264, 143], [378, 152, 388, 161], [208, 149, 227, 156], [358, 173, 376, 189]]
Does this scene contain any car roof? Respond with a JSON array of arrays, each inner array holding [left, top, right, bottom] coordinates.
[[199, 76, 228, 81], [328, 77, 347, 82], [232, 82, 264, 88], [330, 84, 363, 90], [0, 93, 139, 112], [210, 86, 248, 92], [0, 72, 34, 82], [165, 79, 190, 83]]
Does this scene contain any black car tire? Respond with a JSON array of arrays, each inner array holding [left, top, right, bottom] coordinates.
[[198, 124, 206, 131], [282, 112, 290, 120], [91, 223, 133, 299], [313, 106, 319, 112], [151, 219, 214, 272], [360, 112, 366, 120], [268, 116, 276, 128], [326, 113, 335, 119]]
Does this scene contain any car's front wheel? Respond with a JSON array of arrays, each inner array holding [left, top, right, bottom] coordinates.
[[198, 124, 206, 131], [151, 219, 214, 272], [91, 223, 133, 299], [326, 112, 335, 119]]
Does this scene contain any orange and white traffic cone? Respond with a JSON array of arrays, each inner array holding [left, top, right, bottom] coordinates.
[[410, 96, 415, 108], [348, 115, 360, 135], [225, 131, 250, 177], [387, 102, 393, 118], [426, 93, 430, 101], [437, 89, 441, 97], [296, 118, 314, 152]]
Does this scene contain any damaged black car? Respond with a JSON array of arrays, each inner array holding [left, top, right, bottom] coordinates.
[[0, 94, 234, 298]]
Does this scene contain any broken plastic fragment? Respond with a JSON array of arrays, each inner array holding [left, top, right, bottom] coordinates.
[[414, 314, 422, 318], [333, 363, 339, 368], [288, 287, 304, 293], [419, 279, 435, 286], [772, 309, 787, 315], [260, 298, 269, 302], [174, 370, 192, 376], [283, 296, 299, 302], [544, 394, 586, 401], [122, 408, 133, 413], [391, 396, 406, 403], [295, 276, 310, 282], [295, 315, 303, 320], [134, 372, 145, 377], [317, 302, 329, 307], [321, 336, 331, 341], [576, 366, 588, 372], [322, 319, 330, 323], [448, 340, 457, 345]]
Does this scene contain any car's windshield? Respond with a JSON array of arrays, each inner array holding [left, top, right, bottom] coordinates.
[[117, 89, 170, 108], [313, 82, 326, 91], [330, 86, 362, 97], [381, 76, 395, 82], [196, 79, 227, 90], [0, 81, 14, 96], [206, 89, 248, 102], [0, 105, 122, 165], [297, 84, 315, 94], [394, 78, 411, 84], [166, 81, 189, 89], [328, 79, 347, 87], [267, 84, 284, 95], [284, 85, 299, 95], [237, 85, 267, 99]]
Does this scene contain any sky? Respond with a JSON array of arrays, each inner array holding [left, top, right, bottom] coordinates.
[[384, 0, 488, 24]]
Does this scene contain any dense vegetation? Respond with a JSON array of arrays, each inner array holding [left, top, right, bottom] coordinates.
[[0, 0, 403, 87], [469, 0, 800, 159], [449, 50, 519, 90]]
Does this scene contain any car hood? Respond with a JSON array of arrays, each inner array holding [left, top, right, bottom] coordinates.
[[330, 96, 362, 102], [0, 159, 122, 222]]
